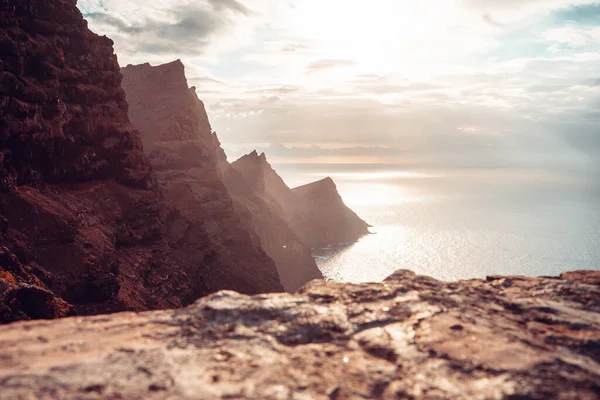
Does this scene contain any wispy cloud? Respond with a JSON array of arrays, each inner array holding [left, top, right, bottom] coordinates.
[[79, 0, 600, 168]]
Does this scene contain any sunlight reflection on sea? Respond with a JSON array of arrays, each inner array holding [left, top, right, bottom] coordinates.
[[277, 164, 600, 282]]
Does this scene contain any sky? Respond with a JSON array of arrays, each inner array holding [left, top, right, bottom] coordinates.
[[78, 0, 600, 168]]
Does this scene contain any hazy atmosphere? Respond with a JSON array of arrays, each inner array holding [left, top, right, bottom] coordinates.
[[80, 0, 600, 167], [1, 1, 600, 396]]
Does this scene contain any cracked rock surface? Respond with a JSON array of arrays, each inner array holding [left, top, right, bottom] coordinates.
[[1, 270, 598, 399]]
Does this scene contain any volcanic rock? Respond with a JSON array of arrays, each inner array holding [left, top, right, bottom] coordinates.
[[121, 61, 321, 292], [231, 151, 369, 248], [223, 162, 323, 292], [1, 270, 598, 399], [292, 177, 370, 247], [0, 0, 282, 323]]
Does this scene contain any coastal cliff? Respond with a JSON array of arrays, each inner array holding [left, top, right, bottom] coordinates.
[[0, 0, 283, 323], [121, 61, 322, 292], [222, 159, 323, 292], [292, 177, 371, 248], [120, 61, 283, 295], [231, 152, 370, 248], [120, 61, 319, 292], [1, 270, 598, 399]]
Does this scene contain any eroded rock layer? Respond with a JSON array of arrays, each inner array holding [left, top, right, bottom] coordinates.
[[1, 270, 598, 399], [121, 62, 319, 292], [0, 1, 282, 323]]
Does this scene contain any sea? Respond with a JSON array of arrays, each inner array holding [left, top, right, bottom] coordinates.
[[274, 163, 600, 283]]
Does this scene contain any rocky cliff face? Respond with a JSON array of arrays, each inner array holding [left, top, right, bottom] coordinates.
[[1, 270, 598, 399], [0, 1, 282, 324], [292, 177, 370, 248], [120, 61, 283, 295], [231, 152, 370, 248], [121, 62, 321, 292], [223, 163, 323, 292]]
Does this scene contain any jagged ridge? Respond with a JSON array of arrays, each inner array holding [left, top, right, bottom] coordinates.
[[0, 1, 283, 323], [231, 151, 370, 248], [121, 61, 321, 292]]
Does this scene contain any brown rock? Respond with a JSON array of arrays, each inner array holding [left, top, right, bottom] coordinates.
[[292, 177, 370, 248], [121, 61, 318, 292], [223, 163, 323, 292], [0, 270, 598, 399], [0, 1, 283, 323], [232, 152, 370, 248]]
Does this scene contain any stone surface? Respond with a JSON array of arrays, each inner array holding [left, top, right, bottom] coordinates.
[[122, 61, 320, 293], [232, 152, 370, 248], [0, 2, 283, 324], [0, 270, 598, 399]]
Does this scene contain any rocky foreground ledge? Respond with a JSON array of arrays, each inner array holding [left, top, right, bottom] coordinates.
[[0, 270, 599, 399]]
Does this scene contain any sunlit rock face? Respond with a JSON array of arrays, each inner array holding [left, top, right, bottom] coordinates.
[[1, 270, 598, 399], [121, 61, 283, 295], [231, 152, 370, 248], [0, 1, 282, 324]]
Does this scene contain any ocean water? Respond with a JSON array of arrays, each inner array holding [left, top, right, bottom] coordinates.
[[274, 163, 600, 283]]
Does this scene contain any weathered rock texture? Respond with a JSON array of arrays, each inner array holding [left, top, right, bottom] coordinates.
[[0, 1, 282, 324], [232, 152, 370, 248], [121, 62, 321, 292], [1, 270, 598, 399]]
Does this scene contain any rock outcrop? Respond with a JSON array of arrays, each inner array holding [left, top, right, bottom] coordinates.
[[1, 270, 598, 399], [120, 61, 284, 295], [292, 177, 370, 248], [0, 1, 282, 324], [223, 162, 323, 292], [231, 151, 370, 248], [121, 62, 321, 292]]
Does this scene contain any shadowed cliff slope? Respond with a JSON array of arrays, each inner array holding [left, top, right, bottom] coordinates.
[[121, 61, 322, 292], [232, 151, 370, 248], [0, 1, 282, 323], [121, 61, 283, 295], [1, 270, 598, 399]]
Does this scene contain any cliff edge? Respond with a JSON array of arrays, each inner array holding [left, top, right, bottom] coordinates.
[[1, 270, 598, 399], [0, 1, 283, 324], [121, 61, 285, 293], [231, 152, 370, 248], [122, 61, 322, 292]]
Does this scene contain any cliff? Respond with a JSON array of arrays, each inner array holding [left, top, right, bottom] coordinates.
[[292, 177, 371, 247], [120, 61, 283, 294], [121, 62, 322, 292], [0, 1, 282, 324], [222, 162, 323, 292], [231, 152, 370, 248], [1, 270, 598, 399]]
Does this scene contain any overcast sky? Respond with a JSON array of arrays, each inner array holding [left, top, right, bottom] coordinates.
[[79, 0, 600, 168]]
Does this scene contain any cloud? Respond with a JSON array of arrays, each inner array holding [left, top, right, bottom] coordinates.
[[77, 0, 600, 169], [80, 0, 259, 63], [207, 0, 251, 15], [281, 43, 312, 52], [306, 59, 357, 71]]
